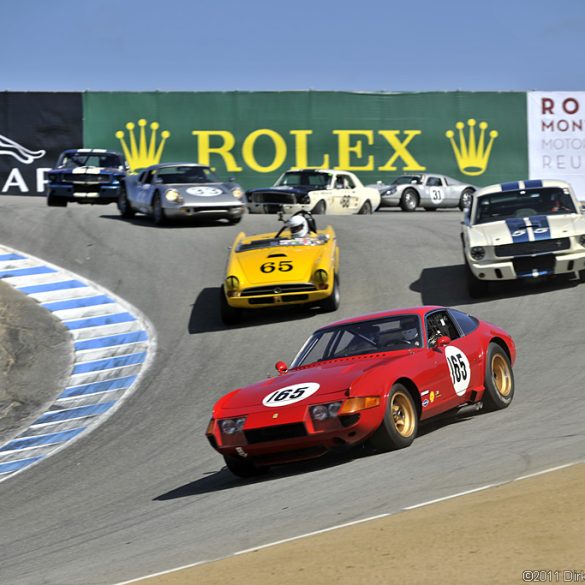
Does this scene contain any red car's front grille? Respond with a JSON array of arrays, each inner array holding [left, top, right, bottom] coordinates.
[[244, 423, 307, 444]]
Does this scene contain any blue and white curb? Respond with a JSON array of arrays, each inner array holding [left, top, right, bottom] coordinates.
[[0, 246, 156, 482]]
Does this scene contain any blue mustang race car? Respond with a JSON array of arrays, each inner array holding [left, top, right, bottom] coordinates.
[[46, 149, 127, 207]]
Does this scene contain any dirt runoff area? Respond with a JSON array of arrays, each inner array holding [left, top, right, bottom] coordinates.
[[132, 463, 585, 585], [0, 281, 72, 443]]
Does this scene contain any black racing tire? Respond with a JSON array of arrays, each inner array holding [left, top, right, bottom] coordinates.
[[400, 188, 419, 212], [482, 343, 514, 411], [219, 285, 243, 325], [223, 455, 267, 478], [320, 275, 340, 312], [459, 188, 474, 211], [47, 194, 67, 207], [312, 200, 327, 215], [358, 200, 373, 215], [368, 383, 418, 452], [465, 261, 490, 298], [152, 192, 166, 226], [117, 187, 135, 218]]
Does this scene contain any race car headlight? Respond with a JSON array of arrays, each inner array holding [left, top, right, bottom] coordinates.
[[384, 186, 396, 195], [314, 269, 329, 285], [220, 417, 246, 435], [338, 396, 381, 415], [231, 188, 243, 199], [165, 189, 183, 204], [310, 405, 328, 421], [578, 234, 585, 248], [470, 246, 486, 261], [225, 275, 240, 292], [310, 401, 343, 422]]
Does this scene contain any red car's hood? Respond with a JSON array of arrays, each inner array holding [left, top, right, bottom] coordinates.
[[219, 351, 409, 412]]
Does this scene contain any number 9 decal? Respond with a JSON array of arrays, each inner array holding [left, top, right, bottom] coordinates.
[[262, 382, 320, 407], [444, 346, 471, 396]]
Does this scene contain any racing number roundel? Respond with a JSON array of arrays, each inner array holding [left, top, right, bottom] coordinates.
[[262, 383, 320, 407], [430, 187, 444, 203], [186, 186, 223, 196], [444, 346, 471, 396]]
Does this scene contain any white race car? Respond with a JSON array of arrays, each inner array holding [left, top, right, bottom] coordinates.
[[462, 179, 585, 297], [246, 169, 381, 215]]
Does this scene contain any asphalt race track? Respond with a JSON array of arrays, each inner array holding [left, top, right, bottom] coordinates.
[[1, 196, 584, 585]]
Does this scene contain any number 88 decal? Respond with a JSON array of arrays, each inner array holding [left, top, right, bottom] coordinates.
[[444, 346, 471, 396]]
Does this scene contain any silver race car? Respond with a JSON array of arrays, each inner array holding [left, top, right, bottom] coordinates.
[[119, 163, 245, 225], [369, 173, 476, 212]]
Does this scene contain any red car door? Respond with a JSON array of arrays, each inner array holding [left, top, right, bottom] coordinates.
[[422, 309, 482, 414]]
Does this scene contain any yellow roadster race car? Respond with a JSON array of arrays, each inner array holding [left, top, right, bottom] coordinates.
[[220, 212, 340, 324]]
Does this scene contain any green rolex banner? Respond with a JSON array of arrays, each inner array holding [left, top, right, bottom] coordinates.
[[84, 91, 527, 189]]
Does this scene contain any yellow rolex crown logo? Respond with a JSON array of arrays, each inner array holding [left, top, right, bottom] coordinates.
[[445, 119, 498, 177], [115, 119, 171, 171]]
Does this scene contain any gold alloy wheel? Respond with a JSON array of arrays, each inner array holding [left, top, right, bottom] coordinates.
[[391, 391, 415, 437], [492, 353, 512, 397]]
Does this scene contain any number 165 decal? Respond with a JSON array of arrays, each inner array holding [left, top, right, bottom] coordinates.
[[444, 346, 471, 396], [262, 382, 320, 407]]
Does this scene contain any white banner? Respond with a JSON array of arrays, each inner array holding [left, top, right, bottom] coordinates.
[[528, 92, 585, 199]]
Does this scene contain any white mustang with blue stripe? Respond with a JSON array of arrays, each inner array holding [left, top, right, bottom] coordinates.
[[462, 179, 585, 297]]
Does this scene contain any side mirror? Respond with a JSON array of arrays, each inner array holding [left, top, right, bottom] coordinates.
[[275, 361, 288, 374], [435, 336, 451, 348]]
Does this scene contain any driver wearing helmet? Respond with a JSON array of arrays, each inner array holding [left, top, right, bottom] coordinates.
[[400, 318, 420, 347], [286, 215, 310, 239]]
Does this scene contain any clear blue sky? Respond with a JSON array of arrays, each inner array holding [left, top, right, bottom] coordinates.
[[3, 0, 585, 92]]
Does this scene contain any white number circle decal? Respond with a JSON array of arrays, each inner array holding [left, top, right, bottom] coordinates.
[[445, 346, 471, 396], [430, 187, 444, 203], [186, 186, 223, 196], [262, 382, 320, 407]]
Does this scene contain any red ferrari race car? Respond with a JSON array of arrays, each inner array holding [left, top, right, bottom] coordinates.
[[206, 306, 516, 477]]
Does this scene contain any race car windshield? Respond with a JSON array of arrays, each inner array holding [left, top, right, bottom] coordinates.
[[237, 234, 329, 252], [473, 187, 577, 225], [291, 314, 422, 368], [392, 176, 422, 185], [155, 166, 219, 184], [276, 171, 331, 188], [61, 153, 123, 168]]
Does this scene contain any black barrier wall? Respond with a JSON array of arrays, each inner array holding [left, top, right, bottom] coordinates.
[[0, 92, 82, 195]]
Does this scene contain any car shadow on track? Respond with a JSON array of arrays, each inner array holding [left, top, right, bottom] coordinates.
[[154, 415, 478, 500], [410, 264, 581, 306], [154, 448, 372, 499], [100, 214, 237, 229], [188, 287, 319, 334]]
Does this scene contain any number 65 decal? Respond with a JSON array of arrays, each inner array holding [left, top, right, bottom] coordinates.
[[261, 260, 293, 273], [262, 382, 320, 407], [444, 346, 471, 396]]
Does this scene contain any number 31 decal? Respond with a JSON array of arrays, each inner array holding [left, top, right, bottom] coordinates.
[[444, 346, 471, 396], [261, 260, 293, 273], [262, 382, 320, 407]]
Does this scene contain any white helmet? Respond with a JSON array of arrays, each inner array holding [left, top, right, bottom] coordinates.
[[286, 215, 309, 238]]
